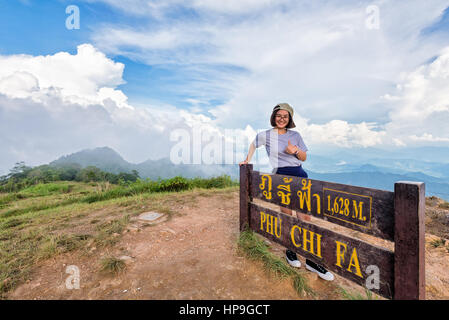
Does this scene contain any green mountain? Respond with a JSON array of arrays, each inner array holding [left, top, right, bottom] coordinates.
[[50, 147, 133, 174], [50, 147, 239, 180]]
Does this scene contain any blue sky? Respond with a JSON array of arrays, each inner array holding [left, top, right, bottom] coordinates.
[[1, 0, 448, 112], [0, 0, 449, 173], [1, 0, 448, 109]]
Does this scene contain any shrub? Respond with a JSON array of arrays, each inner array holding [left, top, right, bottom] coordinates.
[[20, 183, 73, 196], [191, 175, 237, 189], [430, 238, 446, 248], [100, 256, 126, 274], [157, 176, 192, 192]]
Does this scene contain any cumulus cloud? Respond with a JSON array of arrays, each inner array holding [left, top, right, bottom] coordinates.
[[0, 45, 169, 173], [383, 46, 449, 145], [0, 43, 254, 174], [88, 0, 449, 138], [0, 72, 40, 99], [0, 44, 131, 110], [302, 120, 385, 148]]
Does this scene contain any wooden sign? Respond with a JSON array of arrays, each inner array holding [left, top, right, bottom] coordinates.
[[251, 171, 394, 241], [240, 164, 425, 300]]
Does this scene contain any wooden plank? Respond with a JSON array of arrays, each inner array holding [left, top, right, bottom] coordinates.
[[394, 182, 425, 300], [239, 164, 253, 231], [249, 202, 395, 299], [251, 171, 395, 241]]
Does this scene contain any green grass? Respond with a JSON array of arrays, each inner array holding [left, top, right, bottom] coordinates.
[[0, 176, 238, 220], [0, 218, 28, 229], [430, 238, 446, 248], [237, 229, 315, 297], [100, 256, 126, 274], [95, 215, 130, 247], [338, 286, 379, 300], [0, 177, 238, 298], [20, 183, 75, 197], [38, 234, 92, 259], [0, 193, 28, 208]]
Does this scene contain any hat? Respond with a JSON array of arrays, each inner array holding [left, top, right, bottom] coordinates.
[[272, 103, 296, 128]]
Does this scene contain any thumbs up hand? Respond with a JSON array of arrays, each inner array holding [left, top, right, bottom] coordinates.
[[285, 140, 299, 155]]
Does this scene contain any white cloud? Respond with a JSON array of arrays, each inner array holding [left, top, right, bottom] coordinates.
[[301, 120, 385, 148], [384, 46, 449, 145], [0, 44, 131, 110], [191, 0, 291, 14], [86, 0, 291, 17], [0, 45, 170, 173], [0, 71, 39, 99], [0, 44, 255, 174], [409, 133, 449, 142], [89, 1, 449, 133]]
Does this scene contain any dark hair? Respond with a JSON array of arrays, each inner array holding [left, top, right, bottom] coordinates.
[[270, 109, 293, 128]]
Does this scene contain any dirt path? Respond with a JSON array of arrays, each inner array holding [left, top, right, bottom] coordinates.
[[7, 190, 449, 300]]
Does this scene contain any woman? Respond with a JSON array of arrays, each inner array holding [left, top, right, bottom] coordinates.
[[239, 103, 334, 281]]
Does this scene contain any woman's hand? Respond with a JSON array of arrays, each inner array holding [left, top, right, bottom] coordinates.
[[285, 140, 299, 155], [240, 143, 256, 166]]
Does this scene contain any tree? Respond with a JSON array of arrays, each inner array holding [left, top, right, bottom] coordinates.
[[131, 170, 140, 179], [8, 161, 32, 179]]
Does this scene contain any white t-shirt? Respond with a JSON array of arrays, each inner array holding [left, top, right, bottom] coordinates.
[[252, 128, 308, 169]]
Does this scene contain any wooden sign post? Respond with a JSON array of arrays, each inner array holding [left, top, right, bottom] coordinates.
[[239, 164, 425, 300], [394, 182, 425, 300]]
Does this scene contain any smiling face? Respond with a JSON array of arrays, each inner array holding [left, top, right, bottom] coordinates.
[[275, 109, 290, 129]]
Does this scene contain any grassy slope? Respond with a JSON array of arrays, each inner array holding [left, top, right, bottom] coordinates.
[[3, 178, 437, 299], [0, 180, 238, 297]]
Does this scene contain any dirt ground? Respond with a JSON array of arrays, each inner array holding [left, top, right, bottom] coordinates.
[[7, 190, 449, 300]]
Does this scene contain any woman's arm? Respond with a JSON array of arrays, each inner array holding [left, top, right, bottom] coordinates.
[[295, 149, 307, 162], [239, 142, 256, 165], [286, 140, 307, 162]]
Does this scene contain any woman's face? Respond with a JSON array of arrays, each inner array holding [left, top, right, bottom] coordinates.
[[275, 110, 290, 129]]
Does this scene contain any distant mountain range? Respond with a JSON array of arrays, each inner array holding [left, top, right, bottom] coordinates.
[[50, 147, 238, 180], [49, 146, 449, 201], [308, 147, 449, 179]]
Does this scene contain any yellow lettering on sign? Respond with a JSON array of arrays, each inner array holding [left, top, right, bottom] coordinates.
[[334, 241, 364, 278], [302, 229, 314, 254], [290, 226, 322, 258], [260, 212, 282, 238], [302, 228, 323, 258], [259, 174, 272, 200], [347, 248, 363, 278], [324, 188, 372, 229], [260, 211, 266, 231], [274, 216, 282, 238], [290, 225, 302, 248], [315, 233, 322, 258], [335, 240, 347, 268], [277, 178, 292, 205], [313, 194, 321, 214], [297, 179, 312, 212], [266, 214, 274, 235], [352, 200, 365, 221]]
